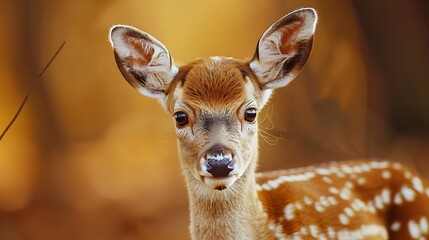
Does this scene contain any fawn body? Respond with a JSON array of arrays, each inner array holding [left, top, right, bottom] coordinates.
[[109, 8, 429, 240]]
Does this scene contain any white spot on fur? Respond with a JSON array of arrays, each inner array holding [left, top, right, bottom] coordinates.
[[360, 224, 388, 239], [309, 225, 319, 238], [315, 202, 325, 212], [420, 217, 428, 234], [354, 198, 367, 211], [318, 234, 327, 240], [391, 221, 401, 231], [304, 195, 313, 205], [401, 185, 416, 202], [322, 176, 333, 184], [305, 172, 317, 178], [327, 227, 336, 239], [340, 187, 352, 200], [353, 166, 363, 173], [339, 213, 350, 225], [345, 181, 354, 189], [344, 207, 355, 217], [369, 161, 389, 169], [320, 196, 329, 207], [412, 177, 424, 193], [329, 187, 340, 195], [409, 220, 421, 239], [327, 196, 338, 205], [374, 195, 384, 210], [334, 170, 346, 178], [316, 168, 332, 175], [357, 177, 366, 185], [381, 188, 391, 204], [300, 226, 308, 235], [341, 165, 353, 174], [268, 221, 287, 240], [292, 233, 301, 240], [351, 201, 360, 212], [367, 201, 376, 214], [394, 192, 403, 205], [259, 173, 316, 190], [382, 170, 391, 179], [361, 164, 371, 172], [284, 204, 295, 220]]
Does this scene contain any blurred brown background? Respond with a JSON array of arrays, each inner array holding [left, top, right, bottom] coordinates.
[[1, 0, 428, 239]]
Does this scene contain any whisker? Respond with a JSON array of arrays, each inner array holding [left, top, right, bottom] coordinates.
[[258, 129, 285, 145]]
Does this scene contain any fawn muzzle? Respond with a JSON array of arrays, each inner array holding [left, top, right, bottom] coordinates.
[[205, 145, 234, 177]]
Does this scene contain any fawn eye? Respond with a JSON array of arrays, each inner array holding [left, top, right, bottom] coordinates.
[[174, 111, 189, 127], [244, 108, 257, 123]]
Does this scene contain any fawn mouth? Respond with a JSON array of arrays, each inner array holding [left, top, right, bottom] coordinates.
[[203, 174, 238, 190]]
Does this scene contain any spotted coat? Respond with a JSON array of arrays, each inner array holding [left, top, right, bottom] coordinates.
[[256, 160, 429, 240]]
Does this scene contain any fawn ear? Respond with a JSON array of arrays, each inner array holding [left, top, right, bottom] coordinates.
[[250, 8, 317, 90], [109, 25, 178, 98]]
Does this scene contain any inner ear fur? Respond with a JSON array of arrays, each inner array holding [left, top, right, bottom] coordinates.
[[250, 8, 317, 90], [109, 25, 178, 99]]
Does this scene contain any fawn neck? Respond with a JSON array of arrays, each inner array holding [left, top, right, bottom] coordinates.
[[183, 156, 270, 239]]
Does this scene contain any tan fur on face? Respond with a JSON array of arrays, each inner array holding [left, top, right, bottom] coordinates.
[[165, 58, 263, 113], [164, 58, 262, 190]]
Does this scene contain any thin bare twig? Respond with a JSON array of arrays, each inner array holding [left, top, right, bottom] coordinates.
[[0, 41, 66, 141]]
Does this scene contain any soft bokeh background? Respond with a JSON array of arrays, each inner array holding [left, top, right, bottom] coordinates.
[[1, 0, 428, 239]]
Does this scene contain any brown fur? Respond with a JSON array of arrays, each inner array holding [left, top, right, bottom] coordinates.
[[165, 59, 262, 113], [256, 161, 429, 239]]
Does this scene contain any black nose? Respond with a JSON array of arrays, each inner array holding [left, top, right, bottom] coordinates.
[[205, 146, 233, 177]]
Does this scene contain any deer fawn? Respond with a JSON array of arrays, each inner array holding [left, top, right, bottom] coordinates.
[[109, 8, 429, 240]]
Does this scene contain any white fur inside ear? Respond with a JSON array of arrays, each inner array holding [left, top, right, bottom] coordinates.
[[250, 8, 317, 89], [250, 34, 296, 89], [109, 25, 178, 99], [293, 8, 317, 41]]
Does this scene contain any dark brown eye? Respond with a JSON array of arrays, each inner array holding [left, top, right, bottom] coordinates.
[[244, 108, 257, 122], [174, 111, 189, 127]]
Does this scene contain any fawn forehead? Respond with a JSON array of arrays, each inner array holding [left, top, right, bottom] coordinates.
[[170, 58, 260, 111]]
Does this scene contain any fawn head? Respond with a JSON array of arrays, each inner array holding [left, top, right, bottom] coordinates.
[[109, 8, 317, 191]]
